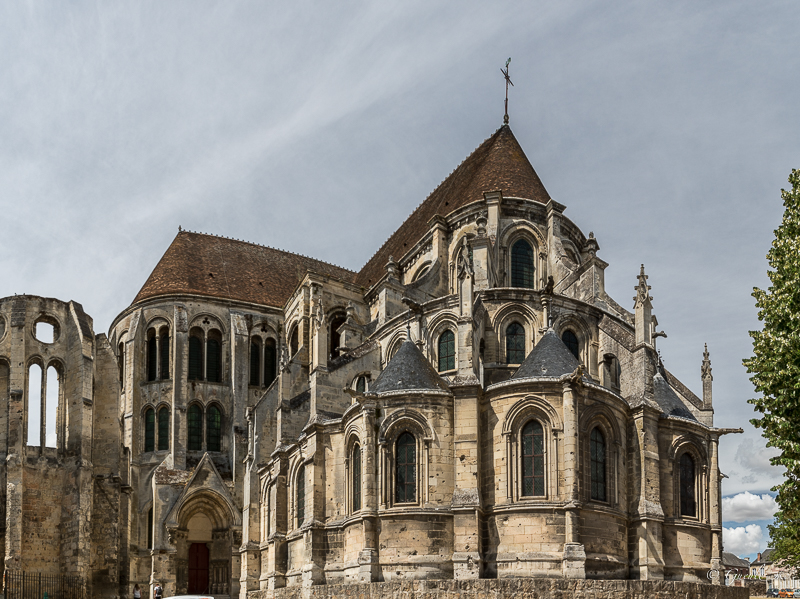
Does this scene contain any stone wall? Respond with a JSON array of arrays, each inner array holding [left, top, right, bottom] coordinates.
[[249, 579, 750, 599]]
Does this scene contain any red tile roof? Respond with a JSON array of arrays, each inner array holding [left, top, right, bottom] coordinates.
[[355, 125, 550, 288], [133, 231, 356, 308]]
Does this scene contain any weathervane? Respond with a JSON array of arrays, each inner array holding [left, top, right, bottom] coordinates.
[[501, 57, 513, 125]]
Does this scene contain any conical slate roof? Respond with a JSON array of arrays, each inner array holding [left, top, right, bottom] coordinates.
[[356, 125, 550, 288], [370, 339, 451, 395], [653, 371, 697, 421], [510, 329, 588, 381]]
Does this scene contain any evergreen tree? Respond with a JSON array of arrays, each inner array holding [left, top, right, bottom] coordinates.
[[745, 168, 800, 571]]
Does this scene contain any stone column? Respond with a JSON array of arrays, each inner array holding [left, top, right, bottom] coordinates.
[[561, 380, 586, 579], [630, 406, 664, 580], [267, 453, 288, 590], [709, 436, 722, 584], [358, 403, 380, 582], [172, 305, 188, 471], [451, 381, 483, 580]]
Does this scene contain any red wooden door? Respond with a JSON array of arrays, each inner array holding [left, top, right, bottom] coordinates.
[[188, 543, 209, 594]]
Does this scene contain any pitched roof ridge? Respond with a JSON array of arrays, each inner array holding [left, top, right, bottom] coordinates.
[[178, 229, 356, 274], [356, 126, 506, 276]]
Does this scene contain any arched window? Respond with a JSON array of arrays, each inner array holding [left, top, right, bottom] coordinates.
[[604, 353, 620, 389], [329, 313, 347, 358], [590, 427, 606, 501], [296, 464, 306, 527], [147, 333, 158, 382], [188, 335, 203, 381], [249, 340, 261, 386], [352, 443, 361, 512], [562, 330, 579, 360], [510, 239, 535, 288], [160, 328, 170, 380], [438, 330, 455, 372], [521, 420, 545, 497], [144, 407, 155, 452], [147, 507, 154, 550], [207, 405, 221, 452], [119, 342, 125, 383], [206, 334, 222, 383], [157, 407, 170, 451], [264, 339, 277, 386], [355, 376, 366, 393], [45, 365, 59, 448], [27, 363, 43, 447], [290, 326, 299, 357], [680, 453, 696, 517], [187, 404, 203, 451], [506, 323, 525, 364], [395, 432, 416, 503]]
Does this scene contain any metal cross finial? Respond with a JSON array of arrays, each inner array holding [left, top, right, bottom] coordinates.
[[501, 57, 513, 125]]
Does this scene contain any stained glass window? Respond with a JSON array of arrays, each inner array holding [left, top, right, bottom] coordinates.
[[147, 335, 157, 382], [506, 323, 525, 364], [188, 336, 203, 381], [511, 239, 535, 288], [590, 427, 606, 501], [680, 453, 696, 517], [249, 341, 261, 386], [144, 407, 155, 452], [562, 330, 579, 360], [206, 405, 221, 452], [264, 339, 277, 386], [157, 407, 169, 451], [522, 420, 545, 496], [160, 329, 170, 380], [395, 432, 416, 503], [296, 464, 306, 526], [187, 404, 202, 451], [352, 443, 361, 512], [206, 338, 221, 383], [355, 376, 366, 393], [438, 330, 455, 372]]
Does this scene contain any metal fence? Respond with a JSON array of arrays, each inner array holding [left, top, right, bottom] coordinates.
[[3, 571, 84, 599]]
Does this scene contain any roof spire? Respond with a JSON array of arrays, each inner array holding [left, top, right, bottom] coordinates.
[[501, 57, 513, 125]]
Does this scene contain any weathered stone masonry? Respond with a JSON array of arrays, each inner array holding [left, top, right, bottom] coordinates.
[[0, 122, 742, 599]]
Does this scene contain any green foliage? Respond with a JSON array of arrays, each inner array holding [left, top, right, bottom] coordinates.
[[744, 169, 800, 570]]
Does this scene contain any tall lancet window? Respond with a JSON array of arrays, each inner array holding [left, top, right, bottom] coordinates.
[[680, 453, 696, 517], [590, 427, 606, 501], [511, 239, 535, 288]]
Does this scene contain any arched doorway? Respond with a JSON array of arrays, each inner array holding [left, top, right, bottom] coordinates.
[[169, 490, 240, 596], [187, 513, 212, 594]]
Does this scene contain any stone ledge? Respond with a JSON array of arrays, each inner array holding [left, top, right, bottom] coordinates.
[[249, 578, 750, 599]]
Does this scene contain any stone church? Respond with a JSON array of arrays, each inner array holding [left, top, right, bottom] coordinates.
[[0, 122, 739, 598]]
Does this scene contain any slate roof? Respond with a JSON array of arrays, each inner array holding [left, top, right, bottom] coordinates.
[[723, 552, 750, 568], [653, 370, 697, 421], [510, 329, 588, 381], [370, 339, 451, 395], [752, 549, 776, 566], [356, 125, 550, 288], [134, 231, 356, 307]]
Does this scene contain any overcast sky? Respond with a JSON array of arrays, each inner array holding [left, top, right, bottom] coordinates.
[[1, 1, 797, 559]]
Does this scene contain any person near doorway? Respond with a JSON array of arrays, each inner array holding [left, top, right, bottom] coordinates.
[[153, 582, 163, 599], [133, 584, 141, 599]]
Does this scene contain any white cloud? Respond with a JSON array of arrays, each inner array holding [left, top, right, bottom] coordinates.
[[723, 524, 764, 557], [723, 492, 778, 523], [736, 438, 781, 472]]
